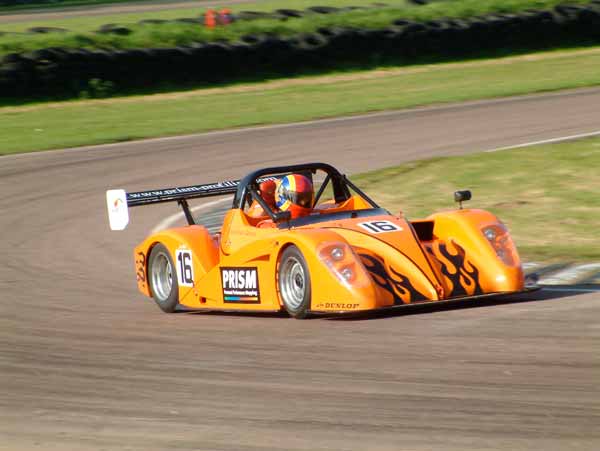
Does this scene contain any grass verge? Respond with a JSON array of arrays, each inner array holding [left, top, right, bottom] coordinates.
[[0, 0, 593, 55], [353, 137, 600, 263], [2, 46, 600, 154]]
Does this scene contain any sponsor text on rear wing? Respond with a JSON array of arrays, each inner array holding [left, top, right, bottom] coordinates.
[[106, 178, 275, 231]]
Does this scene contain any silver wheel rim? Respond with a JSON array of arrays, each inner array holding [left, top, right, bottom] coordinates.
[[151, 251, 173, 303], [280, 256, 306, 310]]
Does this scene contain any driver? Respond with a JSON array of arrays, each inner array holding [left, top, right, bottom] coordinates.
[[274, 174, 314, 219]]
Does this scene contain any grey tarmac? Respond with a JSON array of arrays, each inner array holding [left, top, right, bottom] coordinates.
[[1, 88, 600, 451]]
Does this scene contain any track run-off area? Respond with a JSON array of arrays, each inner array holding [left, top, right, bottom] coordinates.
[[1, 88, 600, 450]]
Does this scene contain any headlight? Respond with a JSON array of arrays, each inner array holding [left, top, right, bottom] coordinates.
[[317, 242, 370, 288], [481, 224, 519, 267], [483, 227, 496, 242], [340, 267, 354, 281], [331, 246, 345, 261]]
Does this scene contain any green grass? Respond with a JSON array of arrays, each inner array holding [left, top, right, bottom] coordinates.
[[0, 0, 593, 56], [353, 137, 600, 263], [2, 46, 600, 154]]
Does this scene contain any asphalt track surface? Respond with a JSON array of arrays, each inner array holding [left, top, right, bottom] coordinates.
[[2, 89, 600, 451]]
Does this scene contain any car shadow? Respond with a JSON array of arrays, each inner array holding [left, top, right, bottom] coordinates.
[[322, 286, 598, 321], [184, 309, 288, 319], [178, 285, 597, 320]]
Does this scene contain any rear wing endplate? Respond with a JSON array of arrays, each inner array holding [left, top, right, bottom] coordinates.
[[106, 178, 275, 231]]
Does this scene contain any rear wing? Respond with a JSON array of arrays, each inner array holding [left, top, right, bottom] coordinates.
[[106, 178, 275, 231]]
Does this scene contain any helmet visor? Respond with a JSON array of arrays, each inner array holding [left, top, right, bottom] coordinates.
[[289, 190, 314, 208]]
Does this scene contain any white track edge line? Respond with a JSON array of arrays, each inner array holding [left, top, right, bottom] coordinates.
[[485, 130, 600, 153], [148, 125, 600, 234], [541, 287, 600, 293]]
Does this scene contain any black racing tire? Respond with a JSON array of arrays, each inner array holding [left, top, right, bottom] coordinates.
[[27, 26, 68, 34], [278, 245, 311, 319], [308, 6, 339, 14], [275, 8, 304, 18], [148, 243, 179, 313]]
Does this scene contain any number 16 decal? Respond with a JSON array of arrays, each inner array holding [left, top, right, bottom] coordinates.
[[176, 249, 194, 287], [358, 220, 402, 233]]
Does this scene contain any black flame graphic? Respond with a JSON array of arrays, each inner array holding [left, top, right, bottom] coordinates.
[[359, 253, 428, 305], [136, 251, 146, 283], [429, 241, 482, 297]]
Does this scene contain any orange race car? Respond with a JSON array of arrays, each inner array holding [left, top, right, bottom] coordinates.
[[107, 162, 528, 318]]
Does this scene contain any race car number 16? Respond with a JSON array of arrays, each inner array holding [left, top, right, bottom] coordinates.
[[176, 249, 194, 287], [358, 220, 402, 233]]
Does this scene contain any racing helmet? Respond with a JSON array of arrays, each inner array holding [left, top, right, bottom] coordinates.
[[275, 174, 314, 219]]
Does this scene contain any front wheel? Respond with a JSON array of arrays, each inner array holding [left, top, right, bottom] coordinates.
[[278, 245, 311, 319], [148, 243, 178, 313]]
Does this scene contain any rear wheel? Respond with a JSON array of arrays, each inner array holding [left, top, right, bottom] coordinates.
[[148, 243, 178, 313], [278, 245, 311, 319]]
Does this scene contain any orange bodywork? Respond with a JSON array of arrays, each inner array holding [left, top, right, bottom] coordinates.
[[133, 194, 524, 314]]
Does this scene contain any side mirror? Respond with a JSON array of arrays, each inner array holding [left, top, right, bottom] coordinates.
[[454, 190, 471, 209]]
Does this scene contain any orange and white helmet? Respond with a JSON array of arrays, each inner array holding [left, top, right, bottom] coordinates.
[[275, 174, 314, 219]]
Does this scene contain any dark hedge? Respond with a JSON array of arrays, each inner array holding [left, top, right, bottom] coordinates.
[[1, 3, 600, 99]]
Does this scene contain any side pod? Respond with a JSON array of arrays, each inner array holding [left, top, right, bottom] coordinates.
[[423, 209, 524, 297]]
